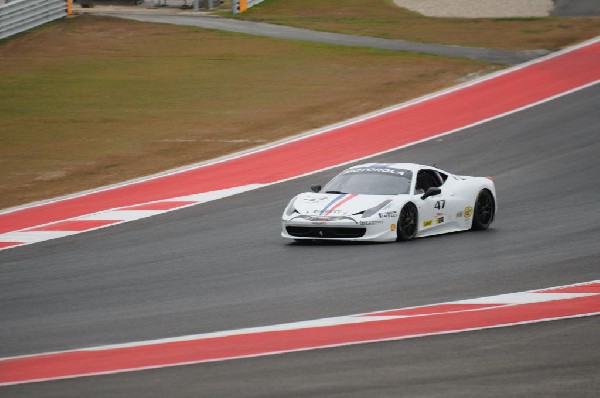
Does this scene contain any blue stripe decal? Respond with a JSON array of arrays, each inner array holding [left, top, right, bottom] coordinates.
[[320, 194, 346, 215]]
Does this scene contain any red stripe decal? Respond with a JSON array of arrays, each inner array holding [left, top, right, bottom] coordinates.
[[324, 194, 358, 216], [318, 194, 347, 215]]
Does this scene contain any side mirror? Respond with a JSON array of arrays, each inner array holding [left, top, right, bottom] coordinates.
[[420, 187, 441, 200], [311, 184, 322, 193]]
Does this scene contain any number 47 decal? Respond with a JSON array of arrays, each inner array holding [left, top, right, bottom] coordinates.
[[434, 200, 445, 210]]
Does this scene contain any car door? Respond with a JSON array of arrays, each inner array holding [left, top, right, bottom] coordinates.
[[414, 168, 448, 233], [439, 174, 476, 229]]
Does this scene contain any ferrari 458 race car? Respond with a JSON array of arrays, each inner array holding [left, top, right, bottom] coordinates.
[[281, 163, 496, 242]]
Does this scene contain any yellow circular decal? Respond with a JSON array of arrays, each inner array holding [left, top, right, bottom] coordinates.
[[464, 206, 473, 218], [390, 224, 396, 231]]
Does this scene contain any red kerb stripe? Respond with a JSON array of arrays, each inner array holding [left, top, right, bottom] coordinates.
[[0, 242, 23, 249]]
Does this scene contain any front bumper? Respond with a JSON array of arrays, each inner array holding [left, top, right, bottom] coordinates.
[[281, 215, 397, 242]]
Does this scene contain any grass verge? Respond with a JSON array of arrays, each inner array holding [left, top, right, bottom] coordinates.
[[0, 15, 500, 210], [229, 0, 600, 50]]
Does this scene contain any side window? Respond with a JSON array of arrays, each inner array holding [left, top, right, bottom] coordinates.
[[438, 172, 448, 183], [415, 169, 444, 194]]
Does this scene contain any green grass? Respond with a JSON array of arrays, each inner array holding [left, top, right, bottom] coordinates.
[[0, 15, 499, 210]]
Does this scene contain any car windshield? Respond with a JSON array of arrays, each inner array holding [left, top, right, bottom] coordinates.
[[322, 167, 413, 195]]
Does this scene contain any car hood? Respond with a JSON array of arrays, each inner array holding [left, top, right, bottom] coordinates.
[[293, 192, 397, 217]]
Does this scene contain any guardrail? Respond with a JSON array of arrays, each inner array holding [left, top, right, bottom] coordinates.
[[0, 0, 68, 41], [232, 0, 266, 14]]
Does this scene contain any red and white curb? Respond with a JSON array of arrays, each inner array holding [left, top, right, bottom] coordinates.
[[0, 280, 598, 386], [1, 37, 599, 251], [0, 184, 263, 249]]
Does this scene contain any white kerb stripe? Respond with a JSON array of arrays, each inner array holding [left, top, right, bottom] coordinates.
[[173, 184, 266, 202], [0, 231, 79, 243], [452, 292, 595, 305], [77, 210, 166, 222]]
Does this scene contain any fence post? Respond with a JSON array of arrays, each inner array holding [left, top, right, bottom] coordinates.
[[66, 0, 72, 15]]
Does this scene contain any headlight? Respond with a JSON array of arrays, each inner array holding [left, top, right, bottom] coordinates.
[[361, 200, 392, 218], [284, 198, 298, 217]]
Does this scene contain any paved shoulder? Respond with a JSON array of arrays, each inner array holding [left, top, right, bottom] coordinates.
[[100, 13, 549, 64], [552, 0, 600, 16]]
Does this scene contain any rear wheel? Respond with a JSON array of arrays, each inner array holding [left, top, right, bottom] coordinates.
[[397, 203, 418, 241], [471, 190, 495, 230]]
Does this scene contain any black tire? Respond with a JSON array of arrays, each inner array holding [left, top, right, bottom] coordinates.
[[397, 203, 418, 241], [471, 189, 495, 230]]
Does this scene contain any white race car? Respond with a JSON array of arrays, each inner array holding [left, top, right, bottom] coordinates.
[[282, 163, 496, 242]]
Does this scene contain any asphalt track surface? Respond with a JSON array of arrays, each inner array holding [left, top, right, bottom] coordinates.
[[552, 0, 600, 16], [1, 80, 599, 395]]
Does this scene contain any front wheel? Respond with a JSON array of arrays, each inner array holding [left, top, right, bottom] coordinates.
[[471, 190, 495, 230], [397, 203, 418, 241]]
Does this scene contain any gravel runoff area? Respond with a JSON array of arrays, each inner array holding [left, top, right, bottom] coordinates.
[[393, 0, 554, 18]]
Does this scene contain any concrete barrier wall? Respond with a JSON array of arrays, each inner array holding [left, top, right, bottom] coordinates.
[[0, 0, 68, 40]]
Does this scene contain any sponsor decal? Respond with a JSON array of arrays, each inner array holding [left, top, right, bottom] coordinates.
[[310, 217, 329, 222], [343, 167, 407, 176], [390, 224, 396, 231], [464, 206, 473, 218], [436, 217, 445, 224], [423, 220, 433, 227], [378, 211, 398, 218], [360, 220, 383, 226], [302, 196, 329, 203], [311, 210, 344, 215], [456, 211, 463, 218]]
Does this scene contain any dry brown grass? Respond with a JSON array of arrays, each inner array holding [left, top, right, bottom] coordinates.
[[0, 15, 500, 210], [233, 0, 600, 50]]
